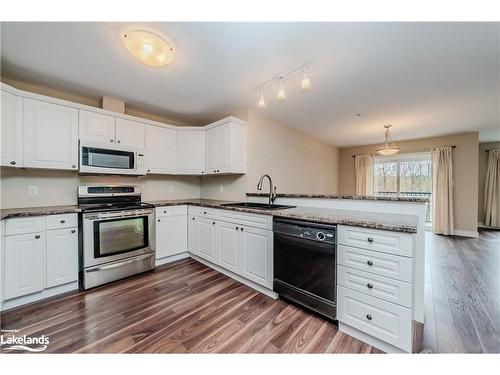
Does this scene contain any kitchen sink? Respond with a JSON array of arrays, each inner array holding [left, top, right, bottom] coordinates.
[[221, 202, 296, 210]]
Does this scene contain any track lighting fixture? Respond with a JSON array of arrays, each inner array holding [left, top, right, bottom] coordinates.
[[277, 80, 286, 102], [301, 67, 311, 91]]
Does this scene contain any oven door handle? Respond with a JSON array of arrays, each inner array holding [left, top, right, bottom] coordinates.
[[84, 211, 153, 220], [86, 253, 155, 272]]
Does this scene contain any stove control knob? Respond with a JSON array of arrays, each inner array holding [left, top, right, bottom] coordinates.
[[316, 232, 326, 241]]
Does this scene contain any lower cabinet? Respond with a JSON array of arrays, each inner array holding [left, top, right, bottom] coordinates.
[[240, 226, 273, 288], [156, 214, 188, 259], [197, 217, 218, 263], [46, 228, 78, 288], [218, 221, 240, 274], [4, 232, 46, 299]]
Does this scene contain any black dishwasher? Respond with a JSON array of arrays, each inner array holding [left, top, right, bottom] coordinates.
[[273, 218, 337, 320]]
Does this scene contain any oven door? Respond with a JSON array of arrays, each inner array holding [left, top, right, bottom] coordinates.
[[79, 142, 138, 175], [83, 209, 154, 268]]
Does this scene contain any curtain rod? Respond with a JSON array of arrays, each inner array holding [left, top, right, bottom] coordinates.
[[352, 145, 456, 158]]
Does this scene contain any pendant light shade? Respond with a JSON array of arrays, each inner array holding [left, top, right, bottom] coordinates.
[[376, 125, 400, 155]]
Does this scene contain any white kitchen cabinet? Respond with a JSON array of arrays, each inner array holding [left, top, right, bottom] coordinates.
[[0, 89, 23, 167], [197, 216, 218, 263], [46, 227, 78, 288], [115, 118, 146, 148], [240, 225, 273, 288], [23, 98, 79, 170], [146, 125, 176, 174], [176, 130, 205, 174], [204, 118, 247, 175], [156, 214, 188, 259], [4, 232, 46, 299], [218, 221, 240, 274], [188, 215, 198, 254], [79, 110, 116, 144]]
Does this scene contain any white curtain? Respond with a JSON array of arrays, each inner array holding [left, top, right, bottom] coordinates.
[[354, 155, 374, 195], [431, 146, 454, 235], [484, 150, 500, 227]]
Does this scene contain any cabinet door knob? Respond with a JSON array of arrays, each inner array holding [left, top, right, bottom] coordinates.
[[158, 219, 161, 222], [367, 237, 374, 243], [217, 170, 219, 173], [147, 169, 151, 173], [110, 139, 114, 143], [117, 140, 121, 143], [212, 221, 216, 225], [71, 229, 76, 234], [163, 210, 167, 214], [204, 211, 207, 214], [240, 227, 244, 231], [366, 314, 372, 321], [367, 283, 373, 289], [35, 234, 40, 239], [60, 220, 66, 224], [72, 165, 77, 169], [10, 160, 16, 165], [367, 260, 374, 266], [236, 226, 239, 230], [192, 217, 195, 220], [201, 171, 204, 174]]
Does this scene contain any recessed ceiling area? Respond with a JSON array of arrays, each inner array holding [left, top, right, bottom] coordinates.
[[1, 22, 499, 146]]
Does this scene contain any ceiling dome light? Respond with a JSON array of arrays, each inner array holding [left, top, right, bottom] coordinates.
[[277, 80, 286, 101], [257, 91, 266, 108], [301, 67, 311, 91], [376, 125, 400, 155], [122, 30, 174, 67]]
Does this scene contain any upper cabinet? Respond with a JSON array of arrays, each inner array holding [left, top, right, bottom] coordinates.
[[176, 130, 206, 175], [79, 110, 116, 144], [205, 118, 247, 175], [0, 90, 23, 167], [23, 98, 79, 170], [145, 125, 176, 174], [79, 111, 145, 148], [115, 118, 145, 148]]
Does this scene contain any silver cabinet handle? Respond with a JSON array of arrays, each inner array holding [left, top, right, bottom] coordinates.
[[35, 234, 40, 239], [86, 253, 154, 272]]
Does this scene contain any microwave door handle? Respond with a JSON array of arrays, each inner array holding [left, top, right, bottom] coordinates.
[[86, 253, 154, 272]]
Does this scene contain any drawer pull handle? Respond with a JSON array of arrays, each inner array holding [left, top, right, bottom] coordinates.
[[366, 314, 372, 321], [158, 219, 161, 222], [164, 210, 167, 214], [240, 227, 244, 231], [212, 221, 216, 225], [367, 260, 374, 266], [204, 211, 207, 214], [192, 217, 195, 221], [236, 226, 239, 230], [367, 283, 373, 289], [367, 237, 374, 243], [60, 220, 66, 224], [35, 235, 40, 239], [71, 229, 76, 234]]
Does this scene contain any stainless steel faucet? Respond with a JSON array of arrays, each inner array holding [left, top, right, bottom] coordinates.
[[257, 174, 277, 205]]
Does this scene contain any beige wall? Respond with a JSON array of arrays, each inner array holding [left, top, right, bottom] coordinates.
[[0, 168, 200, 209], [478, 141, 500, 225], [338, 132, 479, 233], [200, 110, 339, 200]]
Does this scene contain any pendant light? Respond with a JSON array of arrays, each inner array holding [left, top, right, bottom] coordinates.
[[376, 125, 400, 155], [257, 91, 266, 108], [301, 67, 311, 91], [277, 80, 286, 101]]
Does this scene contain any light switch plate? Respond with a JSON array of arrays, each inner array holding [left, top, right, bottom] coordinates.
[[28, 185, 38, 196]]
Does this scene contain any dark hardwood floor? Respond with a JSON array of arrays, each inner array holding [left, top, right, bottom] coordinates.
[[1, 230, 499, 354]]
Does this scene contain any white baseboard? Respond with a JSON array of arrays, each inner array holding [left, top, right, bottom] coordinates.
[[453, 229, 479, 238], [339, 322, 408, 354], [155, 252, 189, 267], [189, 254, 278, 299], [1, 282, 79, 312]]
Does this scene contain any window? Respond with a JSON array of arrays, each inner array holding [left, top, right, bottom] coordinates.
[[373, 153, 432, 222]]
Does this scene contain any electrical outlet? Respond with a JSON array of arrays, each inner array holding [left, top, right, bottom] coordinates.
[[28, 185, 38, 196], [219, 185, 224, 193], [169, 185, 175, 193]]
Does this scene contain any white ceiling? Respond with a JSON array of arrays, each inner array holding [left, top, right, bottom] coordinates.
[[1, 22, 499, 146]]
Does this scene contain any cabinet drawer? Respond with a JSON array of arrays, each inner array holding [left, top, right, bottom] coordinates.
[[155, 207, 173, 218], [337, 245, 412, 283], [172, 205, 188, 216], [338, 225, 413, 257], [46, 213, 77, 230], [5, 216, 46, 235], [218, 209, 272, 230], [198, 207, 219, 219], [337, 265, 412, 307], [337, 286, 412, 352]]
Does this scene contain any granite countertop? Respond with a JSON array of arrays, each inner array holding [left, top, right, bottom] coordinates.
[[146, 199, 418, 233], [0, 205, 81, 220], [1, 199, 418, 233], [246, 192, 429, 203]]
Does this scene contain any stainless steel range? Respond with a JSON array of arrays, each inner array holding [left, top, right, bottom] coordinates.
[[79, 185, 155, 289]]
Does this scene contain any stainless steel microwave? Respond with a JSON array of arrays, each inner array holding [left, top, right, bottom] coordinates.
[[79, 141, 146, 175]]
